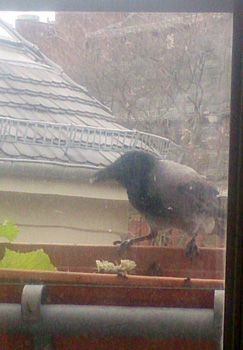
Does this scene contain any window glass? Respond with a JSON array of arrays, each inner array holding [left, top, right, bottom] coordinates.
[[0, 11, 232, 349]]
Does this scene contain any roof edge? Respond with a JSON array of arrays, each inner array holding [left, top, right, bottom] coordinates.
[[0, 18, 113, 116], [0, 157, 98, 181]]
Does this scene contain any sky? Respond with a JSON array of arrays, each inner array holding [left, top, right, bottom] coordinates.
[[0, 11, 55, 27]]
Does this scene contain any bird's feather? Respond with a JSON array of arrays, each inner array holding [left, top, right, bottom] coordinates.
[[92, 151, 226, 239]]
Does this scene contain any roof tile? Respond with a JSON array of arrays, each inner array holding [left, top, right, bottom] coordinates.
[[0, 19, 182, 169], [1, 142, 20, 157]]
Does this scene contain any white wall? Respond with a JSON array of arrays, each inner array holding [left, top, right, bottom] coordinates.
[[0, 190, 130, 245]]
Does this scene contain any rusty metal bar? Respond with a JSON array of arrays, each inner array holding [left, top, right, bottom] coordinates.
[[0, 0, 233, 13]]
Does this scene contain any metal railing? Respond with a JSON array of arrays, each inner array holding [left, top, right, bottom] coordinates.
[[0, 117, 183, 161]]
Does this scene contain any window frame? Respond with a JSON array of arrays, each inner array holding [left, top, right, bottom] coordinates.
[[224, 2, 243, 349], [0, 1, 242, 349]]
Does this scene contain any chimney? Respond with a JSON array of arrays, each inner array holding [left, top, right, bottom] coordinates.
[[16, 14, 40, 22]]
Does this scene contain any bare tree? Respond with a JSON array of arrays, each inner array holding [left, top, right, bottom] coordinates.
[[62, 13, 231, 148], [16, 12, 231, 178]]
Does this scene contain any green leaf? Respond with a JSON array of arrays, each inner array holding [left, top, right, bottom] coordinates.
[[0, 248, 57, 271], [0, 220, 19, 242]]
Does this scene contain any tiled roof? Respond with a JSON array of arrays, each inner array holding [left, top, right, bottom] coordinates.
[[0, 19, 183, 169]]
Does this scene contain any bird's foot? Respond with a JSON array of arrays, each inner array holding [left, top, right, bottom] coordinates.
[[113, 239, 133, 255], [185, 237, 199, 259]]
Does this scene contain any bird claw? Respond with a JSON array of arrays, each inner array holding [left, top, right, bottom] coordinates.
[[185, 237, 199, 259], [113, 239, 133, 255]]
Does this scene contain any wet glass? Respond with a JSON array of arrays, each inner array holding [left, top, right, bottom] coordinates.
[[0, 10, 233, 350]]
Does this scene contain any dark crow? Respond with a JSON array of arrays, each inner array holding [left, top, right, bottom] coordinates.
[[92, 151, 225, 257]]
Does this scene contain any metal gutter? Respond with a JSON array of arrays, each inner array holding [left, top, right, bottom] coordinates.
[[0, 158, 97, 184], [0, 285, 224, 346], [0, 157, 102, 170], [0, 303, 215, 339]]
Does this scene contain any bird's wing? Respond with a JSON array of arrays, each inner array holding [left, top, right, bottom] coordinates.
[[148, 160, 220, 216]]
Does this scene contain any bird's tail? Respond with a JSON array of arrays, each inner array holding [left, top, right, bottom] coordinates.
[[216, 195, 228, 218], [214, 198, 227, 237], [213, 216, 227, 237], [210, 195, 227, 237]]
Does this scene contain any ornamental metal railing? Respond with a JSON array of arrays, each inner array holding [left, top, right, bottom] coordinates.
[[0, 117, 183, 162]]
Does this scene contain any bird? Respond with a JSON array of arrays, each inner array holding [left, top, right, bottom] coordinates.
[[91, 150, 226, 257]]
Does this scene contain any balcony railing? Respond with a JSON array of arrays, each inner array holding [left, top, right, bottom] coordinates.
[[0, 117, 183, 162]]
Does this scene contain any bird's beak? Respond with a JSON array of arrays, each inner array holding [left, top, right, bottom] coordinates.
[[89, 176, 96, 184], [90, 168, 110, 184]]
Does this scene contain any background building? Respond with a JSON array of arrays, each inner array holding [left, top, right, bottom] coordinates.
[[0, 18, 182, 244]]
